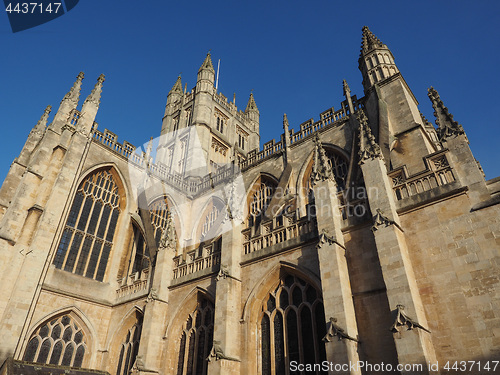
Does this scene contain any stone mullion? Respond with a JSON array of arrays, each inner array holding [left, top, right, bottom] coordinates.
[[60, 227, 77, 267], [310, 302, 320, 367], [296, 306, 304, 369]]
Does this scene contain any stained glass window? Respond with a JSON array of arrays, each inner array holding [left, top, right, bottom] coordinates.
[[53, 169, 121, 281], [176, 297, 214, 375], [116, 313, 143, 375], [261, 274, 327, 375], [23, 314, 87, 368]]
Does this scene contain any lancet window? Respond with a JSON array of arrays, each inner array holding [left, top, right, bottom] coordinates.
[[260, 274, 327, 375], [23, 314, 87, 368], [129, 226, 149, 274], [53, 168, 121, 281], [176, 297, 214, 375], [116, 313, 143, 375]]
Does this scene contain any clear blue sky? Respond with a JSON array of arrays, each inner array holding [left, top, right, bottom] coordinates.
[[1, 0, 499, 183]]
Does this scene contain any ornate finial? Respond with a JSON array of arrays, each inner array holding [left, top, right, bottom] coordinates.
[[170, 75, 183, 94], [427, 87, 464, 141], [84, 74, 105, 105], [311, 134, 335, 184], [390, 304, 430, 334], [158, 211, 177, 250], [357, 110, 382, 164], [343, 79, 351, 96], [245, 92, 258, 112], [361, 26, 385, 53], [32, 105, 52, 135], [63, 71, 84, 103], [283, 113, 289, 131]]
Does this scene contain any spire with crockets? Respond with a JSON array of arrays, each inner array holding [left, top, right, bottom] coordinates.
[[62, 71, 84, 104], [427, 87, 465, 141], [361, 25, 386, 53], [357, 110, 382, 164]]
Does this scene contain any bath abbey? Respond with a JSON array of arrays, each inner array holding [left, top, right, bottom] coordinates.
[[0, 27, 499, 375]]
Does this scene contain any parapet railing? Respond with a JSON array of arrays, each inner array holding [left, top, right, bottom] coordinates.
[[239, 98, 363, 170], [388, 150, 456, 201], [116, 268, 149, 298], [172, 242, 221, 280], [91, 97, 364, 191], [242, 216, 316, 255]]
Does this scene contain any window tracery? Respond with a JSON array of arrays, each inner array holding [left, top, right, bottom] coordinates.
[[53, 168, 121, 281], [23, 314, 87, 368], [260, 274, 327, 375], [176, 297, 214, 375], [149, 196, 174, 247], [250, 181, 275, 217]]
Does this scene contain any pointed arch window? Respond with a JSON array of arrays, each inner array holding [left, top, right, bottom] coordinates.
[[53, 168, 121, 281], [260, 274, 327, 375], [23, 314, 87, 368], [176, 296, 214, 375], [250, 180, 276, 217], [130, 226, 149, 274], [116, 313, 143, 375], [149, 196, 175, 247]]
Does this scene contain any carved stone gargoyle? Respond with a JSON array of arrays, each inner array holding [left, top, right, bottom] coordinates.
[[207, 340, 240, 362], [390, 304, 430, 334], [322, 317, 359, 343]]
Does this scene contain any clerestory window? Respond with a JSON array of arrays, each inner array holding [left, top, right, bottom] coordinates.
[[53, 168, 121, 281]]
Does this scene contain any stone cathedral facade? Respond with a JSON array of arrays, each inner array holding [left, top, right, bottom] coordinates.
[[0, 27, 499, 375]]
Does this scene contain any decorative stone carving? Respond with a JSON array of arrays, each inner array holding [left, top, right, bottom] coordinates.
[[357, 110, 382, 164], [323, 317, 359, 343], [207, 341, 240, 362], [216, 265, 230, 281], [146, 288, 158, 302], [371, 208, 394, 231], [390, 304, 430, 333], [316, 230, 345, 251]]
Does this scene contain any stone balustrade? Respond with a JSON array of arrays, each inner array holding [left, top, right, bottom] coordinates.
[[389, 151, 456, 201], [172, 242, 221, 280], [116, 268, 149, 298], [243, 216, 316, 255]]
